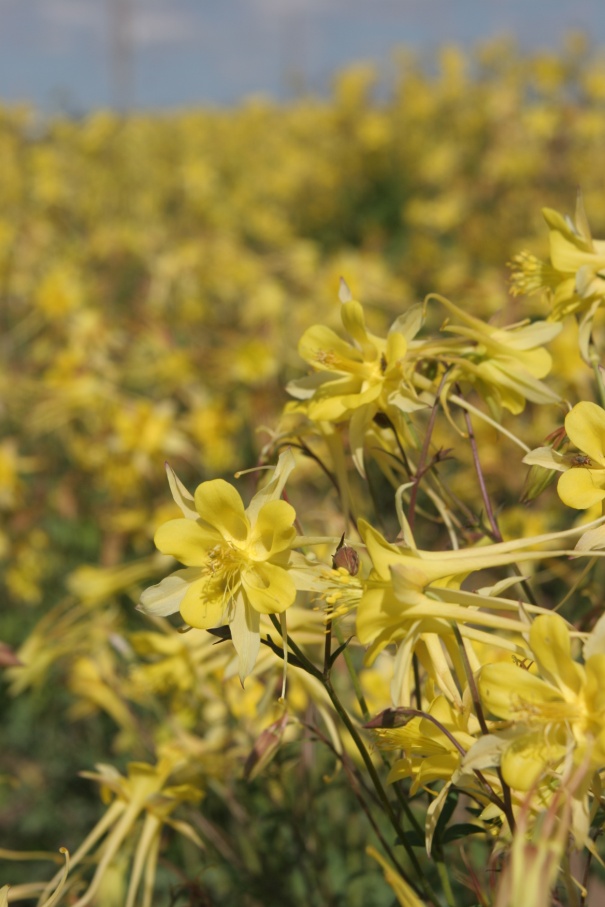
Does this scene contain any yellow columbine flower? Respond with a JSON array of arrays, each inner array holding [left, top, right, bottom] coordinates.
[[377, 696, 479, 795], [355, 520, 575, 661], [428, 294, 561, 416], [39, 756, 203, 907], [287, 280, 425, 474], [510, 191, 605, 321], [479, 613, 605, 790], [510, 193, 605, 362], [559, 401, 605, 508], [523, 401, 605, 509], [139, 449, 297, 681]]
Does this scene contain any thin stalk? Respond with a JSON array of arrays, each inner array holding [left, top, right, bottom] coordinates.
[[268, 615, 440, 904], [461, 400, 538, 608], [322, 675, 437, 902], [323, 611, 333, 677], [408, 370, 450, 532], [332, 624, 426, 844], [452, 624, 516, 835], [307, 721, 414, 889], [436, 859, 457, 907], [333, 624, 369, 720]]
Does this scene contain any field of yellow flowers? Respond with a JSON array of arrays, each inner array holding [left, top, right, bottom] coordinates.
[[4, 37, 605, 905]]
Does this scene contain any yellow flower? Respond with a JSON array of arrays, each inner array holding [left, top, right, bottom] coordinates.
[[429, 294, 561, 416], [287, 281, 425, 474], [139, 449, 298, 681], [559, 401, 605, 508], [378, 696, 478, 795], [479, 613, 605, 790], [510, 193, 605, 361], [523, 401, 605, 509], [355, 519, 569, 660], [510, 192, 605, 321], [39, 756, 203, 907]]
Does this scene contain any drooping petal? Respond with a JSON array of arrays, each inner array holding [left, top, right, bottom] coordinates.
[[193, 480, 249, 543], [565, 402, 605, 462], [286, 371, 338, 400], [138, 568, 202, 616], [179, 578, 225, 629], [230, 595, 261, 683], [241, 561, 296, 614]]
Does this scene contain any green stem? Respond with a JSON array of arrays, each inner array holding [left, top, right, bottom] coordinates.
[[322, 674, 438, 903], [268, 616, 441, 905], [333, 626, 426, 844], [436, 859, 457, 907], [333, 624, 369, 720]]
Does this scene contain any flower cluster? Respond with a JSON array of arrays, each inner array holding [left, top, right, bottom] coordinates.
[[9, 39, 605, 906]]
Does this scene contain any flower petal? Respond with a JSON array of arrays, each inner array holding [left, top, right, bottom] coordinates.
[[557, 467, 605, 509], [501, 730, 565, 790], [565, 402, 605, 462], [194, 479, 249, 543], [529, 614, 584, 697], [165, 463, 197, 519], [179, 578, 225, 629], [340, 299, 376, 359], [299, 324, 362, 368], [479, 662, 563, 721], [138, 568, 202, 616], [246, 448, 296, 523], [241, 561, 296, 614], [522, 446, 568, 472], [247, 500, 296, 560], [230, 596, 261, 683], [155, 519, 217, 565]]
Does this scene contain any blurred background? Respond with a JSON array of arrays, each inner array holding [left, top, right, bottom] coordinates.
[[4, 1, 605, 903], [2, 0, 605, 112]]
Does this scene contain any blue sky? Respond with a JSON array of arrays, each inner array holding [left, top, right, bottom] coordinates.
[[1, 0, 605, 112]]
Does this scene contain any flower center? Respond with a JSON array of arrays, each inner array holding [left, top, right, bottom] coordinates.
[[514, 695, 580, 728], [202, 543, 248, 613], [314, 347, 382, 382]]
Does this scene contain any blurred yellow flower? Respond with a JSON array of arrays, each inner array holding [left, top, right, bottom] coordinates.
[[287, 281, 425, 473], [510, 192, 605, 354], [479, 613, 605, 789]]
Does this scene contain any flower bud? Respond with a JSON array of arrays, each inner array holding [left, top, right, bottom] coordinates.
[[332, 542, 360, 575]]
